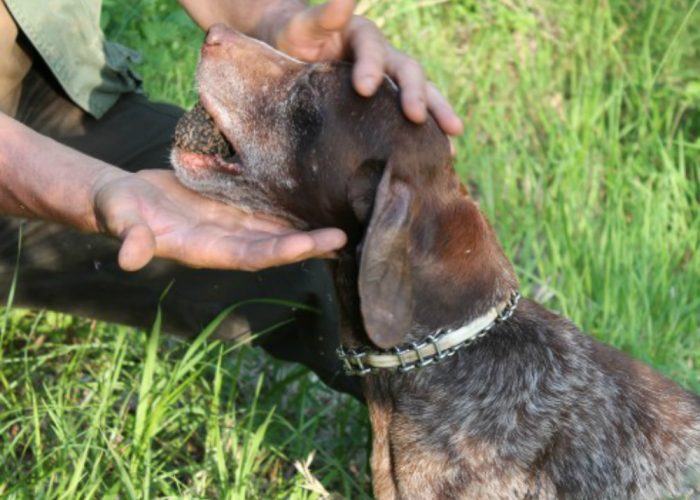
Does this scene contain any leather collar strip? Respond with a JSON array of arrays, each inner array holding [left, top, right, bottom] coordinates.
[[337, 291, 521, 376]]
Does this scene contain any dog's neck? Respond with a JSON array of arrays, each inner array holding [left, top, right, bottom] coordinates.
[[338, 290, 521, 376], [336, 188, 520, 355]]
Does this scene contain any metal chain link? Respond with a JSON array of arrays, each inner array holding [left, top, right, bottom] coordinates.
[[337, 291, 521, 376]]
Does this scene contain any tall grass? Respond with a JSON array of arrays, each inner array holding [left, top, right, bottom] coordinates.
[[1, 0, 698, 497]]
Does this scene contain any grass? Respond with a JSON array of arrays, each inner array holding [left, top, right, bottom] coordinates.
[[1, 0, 699, 497]]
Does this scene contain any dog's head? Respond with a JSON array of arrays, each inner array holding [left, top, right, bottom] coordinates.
[[172, 25, 517, 350]]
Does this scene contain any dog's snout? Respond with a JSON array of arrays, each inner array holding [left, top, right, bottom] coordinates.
[[204, 23, 237, 47]]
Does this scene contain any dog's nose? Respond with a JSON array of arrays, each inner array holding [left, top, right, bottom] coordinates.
[[204, 23, 235, 47]]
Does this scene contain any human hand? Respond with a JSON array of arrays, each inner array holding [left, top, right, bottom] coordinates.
[[91, 169, 347, 272], [265, 0, 463, 136]]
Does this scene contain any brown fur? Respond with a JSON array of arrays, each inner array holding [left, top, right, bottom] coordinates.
[[172, 25, 700, 499]]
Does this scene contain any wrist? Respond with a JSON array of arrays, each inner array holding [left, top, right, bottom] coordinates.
[[0, 114, 33, 218], [86, 165, 132, 234], [0, 112, 130, 234]]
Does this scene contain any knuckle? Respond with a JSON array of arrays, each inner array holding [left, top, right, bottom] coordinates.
[[354, 16, 379, 33], [373, 40, 388, 59], [392, 50, 410, 65], [395, 57, 423, 79], [406, 59, 425, 77], [357, 35, 387, 59]]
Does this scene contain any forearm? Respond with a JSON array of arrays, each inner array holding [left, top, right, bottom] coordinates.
[[0, 112, 127, 233], [177, 0, 306, 44]]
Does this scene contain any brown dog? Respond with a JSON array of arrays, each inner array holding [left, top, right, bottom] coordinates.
[[172, 25, 700, 499]]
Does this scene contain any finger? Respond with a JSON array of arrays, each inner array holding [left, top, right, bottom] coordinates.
[[231, 228, 347, 271], [386, 52, 428, 124], [349, 20, 388, 96], [248, 228, 347, 269], [118, 223, 157, 271], [427, 83, 464, 136], [228, 233, 315, 271], [299, 0, 355, 34], [316, 251, 340, 259], [307, 227, 347, 254]]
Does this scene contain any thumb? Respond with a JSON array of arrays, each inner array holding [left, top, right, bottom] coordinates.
[[117, 222, 157, 272], [297, 0, 355, 34]]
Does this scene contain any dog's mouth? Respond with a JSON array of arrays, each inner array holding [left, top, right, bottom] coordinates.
[[172, 102, 242, 175]]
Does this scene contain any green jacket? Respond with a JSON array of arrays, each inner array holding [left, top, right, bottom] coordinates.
[[6, 0, 141, 118]]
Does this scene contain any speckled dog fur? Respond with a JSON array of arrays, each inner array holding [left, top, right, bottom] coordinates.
[[173, 102, 231, 156], [172, 25, 700, 499]]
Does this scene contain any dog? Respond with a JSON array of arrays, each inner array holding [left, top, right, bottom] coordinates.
[[171, 24, 700, 499]]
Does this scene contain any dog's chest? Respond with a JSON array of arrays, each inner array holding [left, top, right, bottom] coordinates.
[[385, 412, 557, 499]]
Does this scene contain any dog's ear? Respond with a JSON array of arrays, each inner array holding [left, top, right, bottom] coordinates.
[[358, 162, 414, 349]]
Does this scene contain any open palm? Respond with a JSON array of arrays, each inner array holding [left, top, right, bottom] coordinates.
[[92, 169, 346, 272]]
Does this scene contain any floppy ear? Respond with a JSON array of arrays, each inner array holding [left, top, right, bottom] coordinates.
[[358, 163, 414, 349]]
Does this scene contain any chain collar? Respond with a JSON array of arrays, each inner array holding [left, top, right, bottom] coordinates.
[[337, 291, 521, 376]]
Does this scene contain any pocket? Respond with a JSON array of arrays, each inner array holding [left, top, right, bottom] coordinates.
[[103, 41, 143, 89]]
